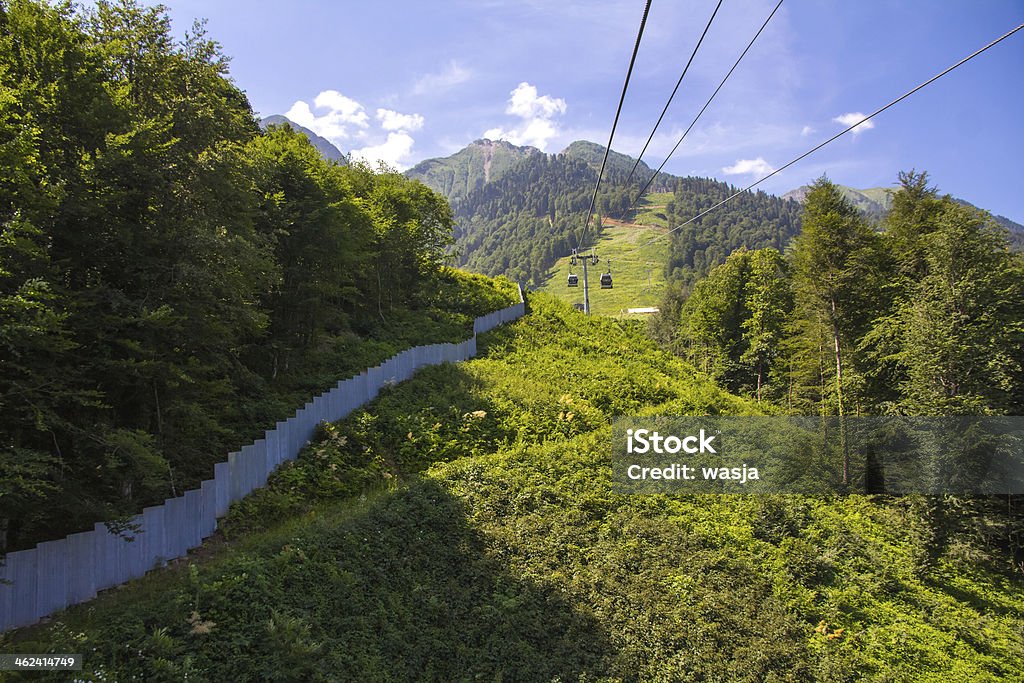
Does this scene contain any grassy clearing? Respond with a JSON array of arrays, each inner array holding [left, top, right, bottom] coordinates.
[[631, 190, 674, 227], [537, 218, 670, 318]]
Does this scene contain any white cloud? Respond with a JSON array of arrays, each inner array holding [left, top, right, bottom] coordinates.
[[413, 60, 472, 96], [801, 125, 815, 136], [286, 92, 425, 169], [505, 82, 567, 119], [313, 90, 369, 126], [285, 89, 369, 146], [482, 82, 567, 151], [350, 132, 417, 171], [376, 108, 424, 132], [832, 112, 875, 135], [722, 157, 775, 176]]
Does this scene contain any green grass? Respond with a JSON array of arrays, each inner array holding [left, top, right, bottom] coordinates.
[[631, 190, 674, 228], [7, 294, 1024, 682], [537, 217, 670, 318]]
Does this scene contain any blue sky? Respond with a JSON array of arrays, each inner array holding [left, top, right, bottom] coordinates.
[[160, 0, 1024, 220]]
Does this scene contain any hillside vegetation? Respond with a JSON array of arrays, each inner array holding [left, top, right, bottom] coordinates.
[[0, 0, 508, 551], [437, 142, 653, 287], [412, 140, 800, 289], [12, 294, 1024, 681]]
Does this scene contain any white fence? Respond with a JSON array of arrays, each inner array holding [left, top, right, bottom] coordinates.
[[0, 285, 525, 632]]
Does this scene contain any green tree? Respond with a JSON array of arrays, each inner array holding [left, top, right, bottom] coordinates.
[[361, 167, 454, 315], [740, 248, 792, 402], [896, 201, 1023, 414], [247, 125, 368, 370], [790, 177, 881, 412], [790, 177, 881, 483], [678, 248, 751, 383]]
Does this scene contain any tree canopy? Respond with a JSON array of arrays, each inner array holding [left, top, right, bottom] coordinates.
[[0, 0, 458, 551]]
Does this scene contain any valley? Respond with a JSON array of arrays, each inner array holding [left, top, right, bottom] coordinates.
[[3, 3, 1023, 680]]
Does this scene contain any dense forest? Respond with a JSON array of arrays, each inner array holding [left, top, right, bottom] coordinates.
[[657, 172, 1024, 416], [657, 177, 803, 283], [444, 143, 656, 286], [0, 0, 516, 552]]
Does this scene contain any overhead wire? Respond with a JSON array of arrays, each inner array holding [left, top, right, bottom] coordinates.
[[577, 0, 653, 251], [624, 0, 724, 185], [620, 20, 1024, 260], [626, 0, 784, 218]]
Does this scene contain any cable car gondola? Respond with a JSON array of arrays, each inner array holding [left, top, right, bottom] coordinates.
[[600, 260, 613, 289], [567, 273, 579, 287]]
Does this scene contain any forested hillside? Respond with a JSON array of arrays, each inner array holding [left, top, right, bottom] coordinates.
[[658, 179, 803, 284], [14, 295, 1024, 681], [659, 173, 1024, 415], [0, 0, 513, 552], [415, 140, 800, 288]]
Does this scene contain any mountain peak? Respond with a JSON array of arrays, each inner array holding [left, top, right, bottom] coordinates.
[[559, 140, 653, 179], [260, 115, 347, 163], [468, 138, 540, 154], [405, 139, 539, 203]]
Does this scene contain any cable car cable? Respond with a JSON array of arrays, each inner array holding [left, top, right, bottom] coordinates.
[[625, 0, 724, 185], [627, 0, 784, 214], [577, 0, 653, 251], [622, 20, 1024, 258]]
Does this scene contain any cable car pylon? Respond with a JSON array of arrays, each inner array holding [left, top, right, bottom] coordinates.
[[567, 248, 599, 314]]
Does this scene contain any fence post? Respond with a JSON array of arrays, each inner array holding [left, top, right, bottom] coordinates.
[[199, 480, 217, 539], [7, 549, 37, 631], [214, 461, 231, 518]]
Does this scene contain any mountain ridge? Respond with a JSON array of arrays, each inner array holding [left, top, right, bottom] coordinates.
[[260, 114, 347, 163], [783, 183, 1024, 244], [405, 138, 540, 207], [408, 139, 795, 287]]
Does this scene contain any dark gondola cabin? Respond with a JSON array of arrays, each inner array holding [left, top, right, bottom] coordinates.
[[600, 273, 613, 289], [567, 273, 579, 287]]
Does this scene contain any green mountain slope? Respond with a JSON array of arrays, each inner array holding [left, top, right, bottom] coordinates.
[[661, 179, 804, 286], [17, 293, 1024, 681], [536, 194, 673, 317], [443, 148, 644, 287], [405, 138, 539, 207], [260, 115, 347, 162], [784, 184, 1024, 248], [418, 140, 798, 289]]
